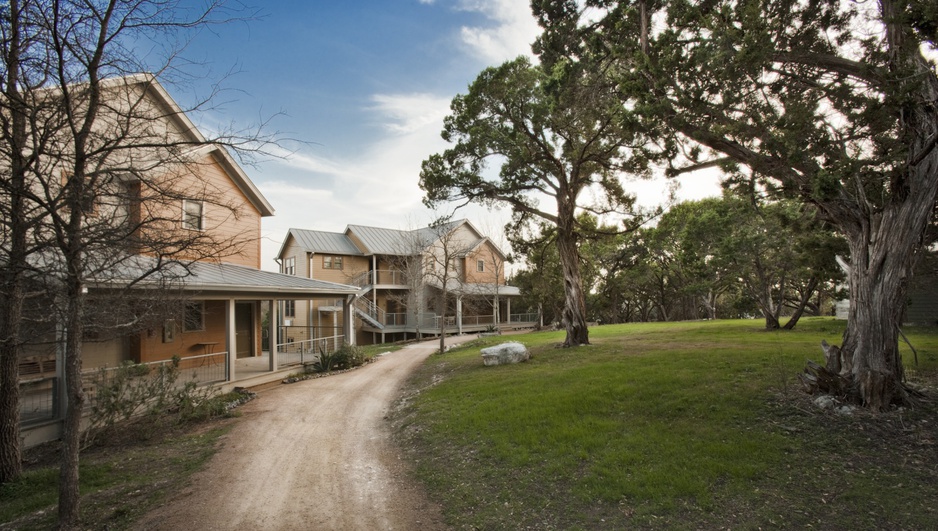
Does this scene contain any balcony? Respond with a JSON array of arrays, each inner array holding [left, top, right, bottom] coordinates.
[[350, 269, 408, 289]]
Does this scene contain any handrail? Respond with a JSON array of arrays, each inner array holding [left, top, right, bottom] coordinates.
[[353, 296, 386, 324], [350, 269, 408, 287]]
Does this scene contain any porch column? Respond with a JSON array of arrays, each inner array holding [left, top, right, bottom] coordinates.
[[343, 296, 356, 346], [456, 296, 463, 335], [225, 298, 236, 382], [506, 298, 511, 324], [268, 299, 279, 371]]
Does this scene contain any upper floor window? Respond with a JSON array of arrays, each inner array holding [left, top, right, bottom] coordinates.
[[183, 301, 205, 332], [283, 256, 296, 276], [323, 256, 344, 270], [182, 199, 203, 231], [477, 259, 485, 272]]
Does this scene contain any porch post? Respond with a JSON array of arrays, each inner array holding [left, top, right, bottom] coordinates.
[[225, 298, 236, 382], [456, 296, 463, 335], [506, 298, 511, 324], [343, 296, 356, 346], [268, 299, 278, 371]]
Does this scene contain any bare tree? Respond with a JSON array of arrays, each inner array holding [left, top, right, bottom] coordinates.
[[0, 1, 271, 526], [478, 219, 513, 330], [421, 219, 475, 354], [384, 229, 434, 341]]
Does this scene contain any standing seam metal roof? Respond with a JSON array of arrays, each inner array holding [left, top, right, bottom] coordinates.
[[288, 229, 364, 255], [284, 220, 476, 257]]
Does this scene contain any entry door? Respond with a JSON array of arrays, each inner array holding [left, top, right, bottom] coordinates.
[[235, 303, 254, 359]]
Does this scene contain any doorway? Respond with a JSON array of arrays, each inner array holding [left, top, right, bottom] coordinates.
[[235, 303, 254, 359]]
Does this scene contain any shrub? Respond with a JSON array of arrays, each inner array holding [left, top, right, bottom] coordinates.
[[84, 357, 219, 446], [312, 344, 369, 372]]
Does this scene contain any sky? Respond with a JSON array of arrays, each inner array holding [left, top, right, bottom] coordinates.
[[167, 0, 723, 271]]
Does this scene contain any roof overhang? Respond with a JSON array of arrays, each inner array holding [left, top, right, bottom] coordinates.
[[88, 258, 358, 300]]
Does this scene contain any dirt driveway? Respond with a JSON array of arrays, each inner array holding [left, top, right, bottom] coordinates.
[[134, 336, 476, 530]]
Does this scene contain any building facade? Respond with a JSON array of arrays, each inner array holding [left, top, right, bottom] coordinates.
[[277, 220, 534, 345]]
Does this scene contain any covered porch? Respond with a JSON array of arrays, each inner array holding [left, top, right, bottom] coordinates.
[[19, 261, 359, 447]]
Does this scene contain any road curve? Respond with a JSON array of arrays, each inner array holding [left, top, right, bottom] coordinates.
[[133, 336, 473, 530]]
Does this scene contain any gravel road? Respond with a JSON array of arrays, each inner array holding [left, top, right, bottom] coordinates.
[[133, 336, 475, 530]]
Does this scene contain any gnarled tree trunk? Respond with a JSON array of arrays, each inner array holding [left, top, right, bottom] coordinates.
[[556, 204, 589, 347]]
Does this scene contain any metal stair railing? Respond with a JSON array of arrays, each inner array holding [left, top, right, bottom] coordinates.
[[353, 296, 386, 328]]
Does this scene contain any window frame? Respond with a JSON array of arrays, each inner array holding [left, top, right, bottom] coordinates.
[[182, 199, 204, 231], [322, 255, 344, 270], [283, 299, 296, 318], [283, 256, 296, 276], [477, 259, 485, 273], [182, 301, 205, 332]]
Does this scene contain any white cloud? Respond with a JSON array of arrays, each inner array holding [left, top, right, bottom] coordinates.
[[256, 92, 456, 270], [367, 93, 452, 134], [455, 0, 541, 64], [264, 144, 349, 177]]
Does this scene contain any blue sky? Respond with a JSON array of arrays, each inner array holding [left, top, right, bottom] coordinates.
[[167, 0, 721, 271]]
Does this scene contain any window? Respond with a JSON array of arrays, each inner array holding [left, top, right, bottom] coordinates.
[[283, 257, 296, 276], [183, 301, 205, 332], [322, 256, 344, 270], [284, 300, 295, 318], [477, 259, 485, 272], [182, 200, 203, 230]]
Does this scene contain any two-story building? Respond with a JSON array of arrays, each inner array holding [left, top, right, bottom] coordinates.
[[276, 219, 534, 345], [16, 74, 359, 446]]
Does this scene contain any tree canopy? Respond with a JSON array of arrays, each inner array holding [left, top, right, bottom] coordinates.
[[534, 0, 938, 408], [420, 56, 655, 346]]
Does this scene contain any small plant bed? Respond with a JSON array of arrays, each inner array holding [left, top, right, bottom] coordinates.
[[282, 344, 386, 384], [391, 318, 938, 530]]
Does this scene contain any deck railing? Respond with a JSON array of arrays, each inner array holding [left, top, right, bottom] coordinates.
[[19, 376, 58, 426], [350, 269, 408, 287], [276, 334, 345, 366]]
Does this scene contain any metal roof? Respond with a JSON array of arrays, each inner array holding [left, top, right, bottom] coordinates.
[[347, 219, 465, 256], [278, 219, 476, 258], [426, 278, 522, 297], [89, 256, 358, 298], [287, 229, 364, 255]]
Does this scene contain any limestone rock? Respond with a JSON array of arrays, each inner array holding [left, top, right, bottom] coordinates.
[[481, 342, 530, 366]]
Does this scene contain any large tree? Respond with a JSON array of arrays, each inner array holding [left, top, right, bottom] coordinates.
[[420, 56, 654, 347], [535, 0, 938, 407]]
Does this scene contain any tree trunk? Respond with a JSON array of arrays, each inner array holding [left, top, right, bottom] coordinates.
[[58, 282, 85, 528], [783, 277, 819, 330], [1, 0, 26, 483], [0, 279, 24, 484], [555, 220, 589, 347], [820, 2, 938, 410], [833, 208, 930, 410]]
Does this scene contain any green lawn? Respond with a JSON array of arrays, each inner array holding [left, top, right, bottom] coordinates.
[[393, 318, 938, 530]]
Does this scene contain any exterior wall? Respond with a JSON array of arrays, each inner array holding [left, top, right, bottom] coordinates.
[[196, 155, 264, 268], [136, 299, 227, 363], [463, 241, 504, 284], [310, 254, 368, 285], [82, 337, 132, 369]]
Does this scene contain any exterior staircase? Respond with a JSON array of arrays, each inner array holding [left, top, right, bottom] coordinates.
[[353, 285, 385, 329]]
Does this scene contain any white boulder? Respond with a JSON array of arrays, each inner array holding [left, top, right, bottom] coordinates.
[[481, 342, 530, 366]]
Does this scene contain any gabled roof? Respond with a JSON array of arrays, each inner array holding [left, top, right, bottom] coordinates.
[[112, 74, 275, 217], [279, 219, 475, 259], [283, 229, 364, 257], [462, 237, 508, 260]]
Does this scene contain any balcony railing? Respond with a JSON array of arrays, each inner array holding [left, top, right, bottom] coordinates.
[[350, 269, 408, 288]]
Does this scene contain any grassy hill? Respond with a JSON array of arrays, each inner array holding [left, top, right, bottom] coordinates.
[[392, 318, 938, 530]]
